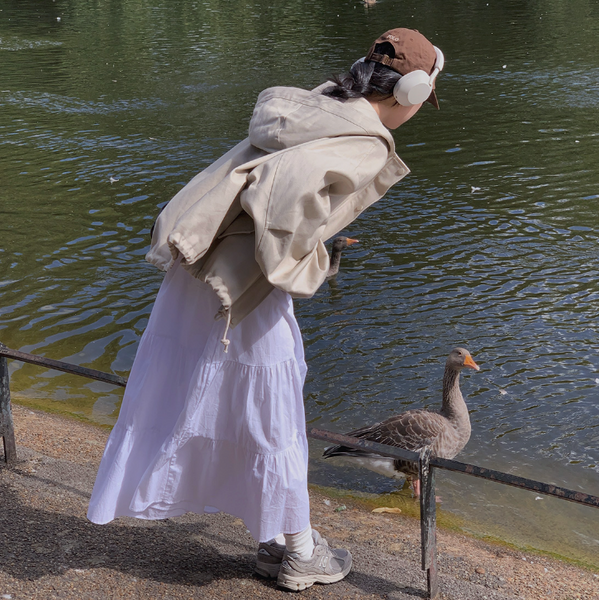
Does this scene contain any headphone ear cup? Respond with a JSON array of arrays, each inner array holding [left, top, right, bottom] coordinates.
[[393, 70, 432, 106]]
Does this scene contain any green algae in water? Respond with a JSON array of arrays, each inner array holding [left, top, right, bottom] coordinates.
[[309, 482, 599, 572], [9, 369, 123, 429]]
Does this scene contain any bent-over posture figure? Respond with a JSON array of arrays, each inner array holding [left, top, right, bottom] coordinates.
[[88, 27, 445, 591]]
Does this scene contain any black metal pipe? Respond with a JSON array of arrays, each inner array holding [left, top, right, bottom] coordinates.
[[0, 354, 17, 463], [308, 427, 599, 510], [430, 456, 599, 509], [419, 448, 439, 599], [0, 343, 127, 388], [309, 427, 421, 462], [2, 344, 598, 511]]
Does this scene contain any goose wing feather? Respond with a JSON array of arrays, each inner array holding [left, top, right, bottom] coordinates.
[[323, 409, 448, 459]]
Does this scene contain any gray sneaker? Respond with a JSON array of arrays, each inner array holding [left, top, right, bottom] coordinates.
[[276, 530, 352, 591], [255, 540, 286, 578], [254, 529, 326, 579]]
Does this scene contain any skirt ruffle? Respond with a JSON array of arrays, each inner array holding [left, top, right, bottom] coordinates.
[[87, 260, 310, 542]]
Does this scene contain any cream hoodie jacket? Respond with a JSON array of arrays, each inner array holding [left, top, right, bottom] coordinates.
[[146, 85, 410, 336]]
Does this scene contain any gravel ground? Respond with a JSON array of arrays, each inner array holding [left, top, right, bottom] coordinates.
[[0, 404, 598, 600]]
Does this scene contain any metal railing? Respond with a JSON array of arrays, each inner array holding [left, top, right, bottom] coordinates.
[[1, 342, 598, 599], [0, 343, 127, 465]]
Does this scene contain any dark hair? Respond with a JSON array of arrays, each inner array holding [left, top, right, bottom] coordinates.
[[323, 42, 401, 102]]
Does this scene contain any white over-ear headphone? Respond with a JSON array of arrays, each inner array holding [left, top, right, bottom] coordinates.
[[352, 46, 445, 107], [393, 46, 444, 106]]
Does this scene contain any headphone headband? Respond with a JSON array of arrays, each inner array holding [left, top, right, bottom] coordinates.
[[429, 46, 445, 83], [351, 45, 444, 79]]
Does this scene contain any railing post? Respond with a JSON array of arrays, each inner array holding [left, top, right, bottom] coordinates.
[[419, 447, 438, 599], [0, 344, 17, 464]]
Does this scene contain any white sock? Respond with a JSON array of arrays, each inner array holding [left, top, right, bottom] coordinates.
[[272, 533, 286, 546], [284, 524, 314, 559]]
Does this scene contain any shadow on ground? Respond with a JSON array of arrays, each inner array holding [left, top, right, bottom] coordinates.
[[0, 466, 427, 599]]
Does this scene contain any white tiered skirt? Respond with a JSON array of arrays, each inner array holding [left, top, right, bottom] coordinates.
[[87, 260, 310, 542]]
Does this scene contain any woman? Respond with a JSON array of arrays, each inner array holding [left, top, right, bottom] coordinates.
[[87, 28, 444, 591]]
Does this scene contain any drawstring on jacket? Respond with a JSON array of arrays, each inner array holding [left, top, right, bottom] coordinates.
[[218, 307, 232, 353]]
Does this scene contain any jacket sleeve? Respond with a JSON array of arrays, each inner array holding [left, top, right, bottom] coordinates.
[[240, 136, 389, 298]]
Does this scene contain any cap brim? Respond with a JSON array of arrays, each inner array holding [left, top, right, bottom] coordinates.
[[426, 89, 439, 110]]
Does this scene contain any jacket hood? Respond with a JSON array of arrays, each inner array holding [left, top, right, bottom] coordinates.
[[248, 84, 396, 154]]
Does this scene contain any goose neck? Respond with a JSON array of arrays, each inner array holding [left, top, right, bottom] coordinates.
[[329, 248, 342, 272], [440, 367, 466, 420]]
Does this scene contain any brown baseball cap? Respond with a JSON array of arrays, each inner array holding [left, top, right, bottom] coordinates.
[[365, 28, 440, 109]]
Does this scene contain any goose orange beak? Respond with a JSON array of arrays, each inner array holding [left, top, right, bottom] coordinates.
[[464, 355, 480, 371], [346, 238, 359, 245]]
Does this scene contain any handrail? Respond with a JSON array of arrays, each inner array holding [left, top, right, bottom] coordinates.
[[1, 343, 598, 599], [0, 344, 127, 387], [308, 428, 599, 510]]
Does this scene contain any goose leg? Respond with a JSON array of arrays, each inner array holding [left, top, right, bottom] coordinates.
[[410, 477, 442, 503], [410, 477, 421, 497]]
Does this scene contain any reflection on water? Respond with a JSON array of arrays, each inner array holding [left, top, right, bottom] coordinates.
[[1, 0, 599, 566]]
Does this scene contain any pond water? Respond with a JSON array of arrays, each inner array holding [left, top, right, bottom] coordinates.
[[1, 0, 599, 566]]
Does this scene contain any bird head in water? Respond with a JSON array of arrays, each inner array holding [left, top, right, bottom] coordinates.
[[447, 348, 480, 371], [327, 236, 360, 278], [332, 236, 359, 252]]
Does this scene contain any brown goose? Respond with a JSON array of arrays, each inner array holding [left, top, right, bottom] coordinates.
[[326, 236, 359, 278], [322, 348, 479, 495]]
